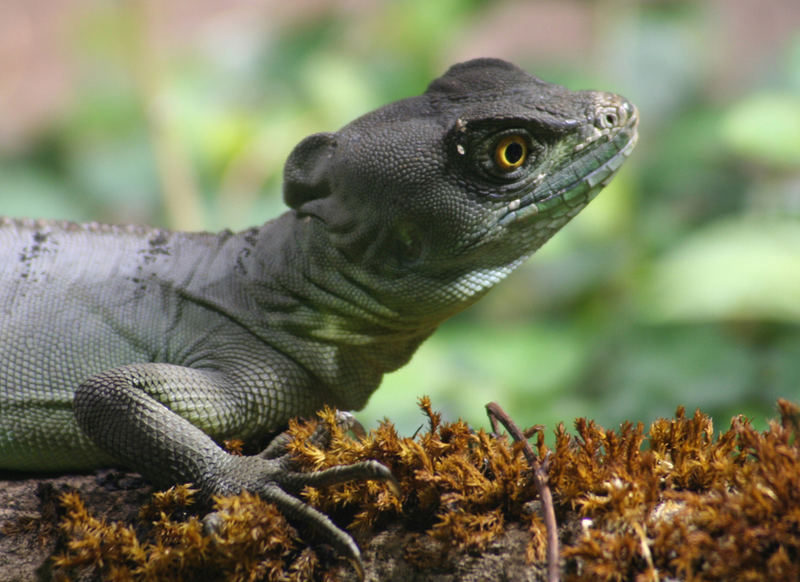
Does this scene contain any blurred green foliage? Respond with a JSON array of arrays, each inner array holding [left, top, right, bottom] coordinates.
[[1, 1, 798, 439]]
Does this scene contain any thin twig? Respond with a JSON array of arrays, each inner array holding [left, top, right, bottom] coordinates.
[[486, 401, 559, 582]]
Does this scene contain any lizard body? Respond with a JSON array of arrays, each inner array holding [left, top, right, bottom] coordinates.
[[0, 59, 637, 565]]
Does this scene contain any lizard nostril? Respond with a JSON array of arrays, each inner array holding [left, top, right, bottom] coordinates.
[[594, 96, 635, 130]]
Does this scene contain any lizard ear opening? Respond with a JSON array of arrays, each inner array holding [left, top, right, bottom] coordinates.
[[283, 132, 337, 209]]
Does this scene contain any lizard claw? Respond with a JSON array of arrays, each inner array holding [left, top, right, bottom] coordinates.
[[333, 410, 368, 440], [259, 483, 365, 576]]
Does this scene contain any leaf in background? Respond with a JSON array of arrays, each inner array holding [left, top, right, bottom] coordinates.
[[639, 217, 800, 323], [721, 92, 800, 168]]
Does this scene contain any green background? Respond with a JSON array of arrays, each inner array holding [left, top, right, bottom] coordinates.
[[1, 0, 798, 439]]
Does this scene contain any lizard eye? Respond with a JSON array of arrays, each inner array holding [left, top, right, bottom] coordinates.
[[494, 135, 528, 171]]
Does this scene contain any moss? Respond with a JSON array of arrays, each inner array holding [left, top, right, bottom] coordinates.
[[558, 399, 800, 581], [51, 398, 800, 581]]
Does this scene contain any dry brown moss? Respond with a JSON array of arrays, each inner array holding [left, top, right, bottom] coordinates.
[[50, 398, 800, 581], [557, 399, 800, 581], [53, 486, 338, 581], [289, 397, 548, 565]]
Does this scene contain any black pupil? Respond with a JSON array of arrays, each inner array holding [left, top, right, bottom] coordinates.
[[504, 141, 524, 165]]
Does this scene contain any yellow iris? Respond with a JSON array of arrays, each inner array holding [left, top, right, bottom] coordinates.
[[494, 135, 527, 171]]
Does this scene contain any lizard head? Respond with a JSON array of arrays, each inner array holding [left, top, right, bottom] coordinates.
[[283, 58, 638, 322]]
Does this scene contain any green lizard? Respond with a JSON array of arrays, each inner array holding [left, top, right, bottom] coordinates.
[[0, 59, 637, 570]]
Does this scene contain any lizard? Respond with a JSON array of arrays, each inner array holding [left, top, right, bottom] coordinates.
[[0, 58, 637, 572]]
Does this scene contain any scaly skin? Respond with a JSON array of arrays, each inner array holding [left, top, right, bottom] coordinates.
[[0, 59, 638, 570]]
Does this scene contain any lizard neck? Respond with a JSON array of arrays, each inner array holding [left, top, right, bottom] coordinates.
[[239, 213, 441, 409]]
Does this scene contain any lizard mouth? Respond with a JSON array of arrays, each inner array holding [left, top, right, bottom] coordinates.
[[497, 105, 639, 227]]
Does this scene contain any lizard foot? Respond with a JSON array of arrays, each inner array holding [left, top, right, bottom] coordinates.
[[203, 411, 398, 579]]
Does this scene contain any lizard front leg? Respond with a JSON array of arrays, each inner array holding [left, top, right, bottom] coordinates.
[[73, 363, 394, 572]]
